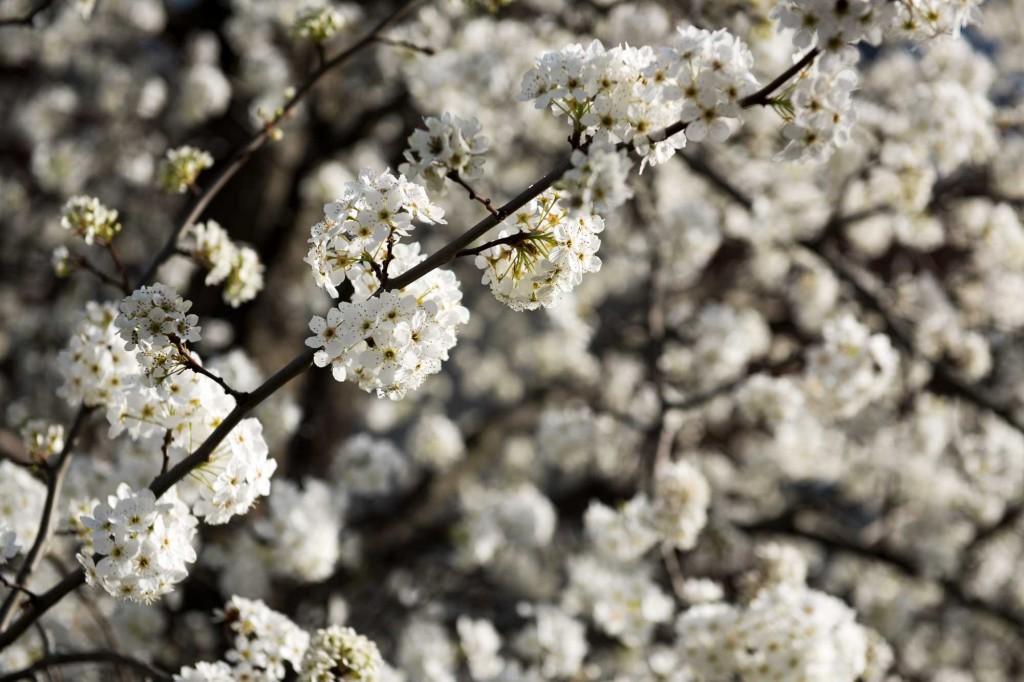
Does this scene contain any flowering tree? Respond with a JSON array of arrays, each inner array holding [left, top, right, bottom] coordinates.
[[1, 0, 1023, 679]]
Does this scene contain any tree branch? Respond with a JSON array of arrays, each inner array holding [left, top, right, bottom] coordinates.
[[0, 650, 172, 682]]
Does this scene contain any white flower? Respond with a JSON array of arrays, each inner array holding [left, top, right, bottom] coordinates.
[[179, 221, 265, 307], [305, 168, 446, 298], [399, 112, 490, 192], [306, 244, 468, 400], [20, 419, 65, 461], [78, 484, 198, 604], [61, 195, 122, 245], [217, 596, 310, 679], [185, 418, 276, 525], [159, 145, 213, 193], [406, 413, 465, 469], [174, 661, 235, 682], [299, 625, 382, 682], [474, 190, 604, 311]]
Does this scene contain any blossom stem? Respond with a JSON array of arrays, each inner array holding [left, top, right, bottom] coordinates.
[[447, 171, 500, 218], [372, 35, 436, 55]]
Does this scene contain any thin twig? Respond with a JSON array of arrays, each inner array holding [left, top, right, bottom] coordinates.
[[447, 171, 500, 217], [105, 244, 131, 294], [373, 34, 435, 55], [455, 231, 533, 258], [68, 254, 128, 294]]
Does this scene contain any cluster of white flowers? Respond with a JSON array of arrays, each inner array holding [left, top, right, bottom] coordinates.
[[158, 145, 213, 193], [60, 195, 122, 245], [331, 433, 413, 496], [399, 112, 489, 192], [520, 27, 759, 167], [455, 482, 556, 567], [292, 4, 354, 43], [77, 485, 197, 604], [474, 190, 604, 311], [57, 302, 135, 407], [113, 284, 202, 384], [175, 596, 309, 681], [179, 219, 265, 307], [585, 460, 711, 562], [515, 604, 589, 678], [56, 301, 276, 528], [661, 304, 770, 387], [306, 243, 468, 400], [299, 624, 382, 682], [779, 61, 858, 162], [406, 413, 465, 469], [305, 168, 445, 298], [776, 0, 983, 57], [564, 553, 674, 646], [0, 462, 45, 549], [187, 418, 276, 524], [558, 141, 634, 215], [678, 547, 877, 682], [255, 478, 344, 581], [804, 314, 899, 420], [20, 419, 65, 461]]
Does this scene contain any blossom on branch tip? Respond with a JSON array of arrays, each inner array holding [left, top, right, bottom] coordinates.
[[61, 195, 122, 245], [158, 145, 213, 194], [399, 112, 489, 192]]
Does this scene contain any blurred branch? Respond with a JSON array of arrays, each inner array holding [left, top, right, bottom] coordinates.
[[0, 0, 54, 28], [0, 650, 172, 682], [741, 511, 1024, 632]]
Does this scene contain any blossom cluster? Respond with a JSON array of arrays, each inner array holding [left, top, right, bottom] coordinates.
[[519, 28, 759, 167], [60, 195, 122, 245], [474, 190, 604, 311], [175, 596, 309, 680], [677, 546, 882, 682], [299, 624, 383, 682], [114, 284, 203, 384], [77, 485, 198, 604], [179, 219, 265, 307], [306, 243, 468, 399], [305, 168, 445, 298], [158, 145, 213, 194], [399, 112, 489, 192]]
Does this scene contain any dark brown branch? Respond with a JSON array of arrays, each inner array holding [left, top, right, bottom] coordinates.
[[0, 650, 172, 682], [455, 231, 533, 258], [105, 244, 131, 295], [738, 48, 820, 108], [175, 343, 248, 401], [447, 171, 500, 217], [373, 34, 435, 55]]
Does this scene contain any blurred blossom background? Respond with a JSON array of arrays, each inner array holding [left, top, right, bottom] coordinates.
[[1, 0, 1024, 680]]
